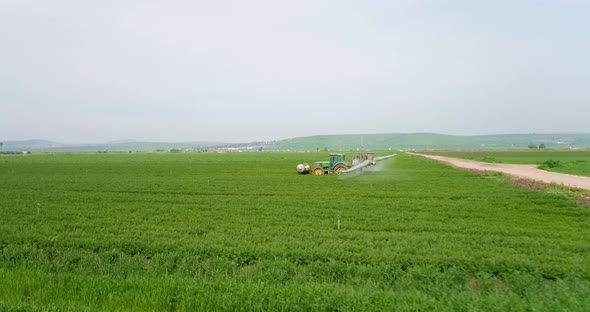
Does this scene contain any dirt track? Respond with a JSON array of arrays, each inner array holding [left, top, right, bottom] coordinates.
[[409, 153, 590, 191]]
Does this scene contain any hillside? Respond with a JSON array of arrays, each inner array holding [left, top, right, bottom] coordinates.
[[3, 133, 590, 152], [269, 133, 590, 151]]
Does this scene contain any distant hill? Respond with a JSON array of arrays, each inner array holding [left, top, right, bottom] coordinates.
[[1, 140, 225, 152], [268, 133, 590, 151], [1, 140, 66, 151], [3, 133, 590, 152], [106, 139, 138, 144]]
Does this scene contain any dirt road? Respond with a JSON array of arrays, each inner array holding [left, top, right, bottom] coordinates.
[[409, 153, 590, 191]]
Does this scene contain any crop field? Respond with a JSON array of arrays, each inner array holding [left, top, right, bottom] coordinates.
[[1, 152, 590, 311], [422, 150, 590, 177]]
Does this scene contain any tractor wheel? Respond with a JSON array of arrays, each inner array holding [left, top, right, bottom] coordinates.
[[333, 163, 350, 174], [312, 167, 324, 175]]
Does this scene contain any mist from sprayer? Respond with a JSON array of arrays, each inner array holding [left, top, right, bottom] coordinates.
[[337, 157, 396, 181]]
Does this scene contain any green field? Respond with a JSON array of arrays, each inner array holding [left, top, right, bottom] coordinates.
[[422, 150, 590, 177], [1, 152, 590, 311]]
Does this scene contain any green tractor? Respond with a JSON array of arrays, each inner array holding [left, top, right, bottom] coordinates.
[[311, 154, 351, 175], [296, 153, 376, 175]]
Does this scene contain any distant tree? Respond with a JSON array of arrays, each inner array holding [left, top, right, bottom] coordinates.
[[323, 147, 328, 152], [539, 143, 546, 149], [528, 144, 538, 149], [258, 147, 263, 152]]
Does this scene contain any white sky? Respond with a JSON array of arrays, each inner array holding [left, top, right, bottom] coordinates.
[[1, 0, 589, 143]]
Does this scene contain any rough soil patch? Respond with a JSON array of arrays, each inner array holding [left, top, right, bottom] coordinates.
[[509, 178, 590, 207], [573, 194, 590, 207], [510, 178, 548, 191]]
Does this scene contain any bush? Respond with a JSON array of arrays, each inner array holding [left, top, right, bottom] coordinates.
[[540, 159, 561, 169]]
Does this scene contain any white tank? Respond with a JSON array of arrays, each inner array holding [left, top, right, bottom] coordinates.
[[296, 163, 310, 174]]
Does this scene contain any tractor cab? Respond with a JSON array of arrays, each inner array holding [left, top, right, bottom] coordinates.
[[330, 154, 346, 167]]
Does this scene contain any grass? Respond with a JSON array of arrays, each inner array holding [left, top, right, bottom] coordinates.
[[1, 152, 590, 310], [422, 150, 590, 177]]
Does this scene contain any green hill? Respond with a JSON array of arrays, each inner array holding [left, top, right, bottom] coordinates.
[[269, 133, 590, 151], [4, 133, 590, 152]]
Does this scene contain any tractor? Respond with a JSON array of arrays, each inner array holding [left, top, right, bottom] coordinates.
[[296, 153, 378, 175]]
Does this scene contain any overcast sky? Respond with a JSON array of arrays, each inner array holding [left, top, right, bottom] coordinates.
[[1, 0, 588, 143]]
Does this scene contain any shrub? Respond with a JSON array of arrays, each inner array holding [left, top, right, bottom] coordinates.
[[540, 159, 561, 169]]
